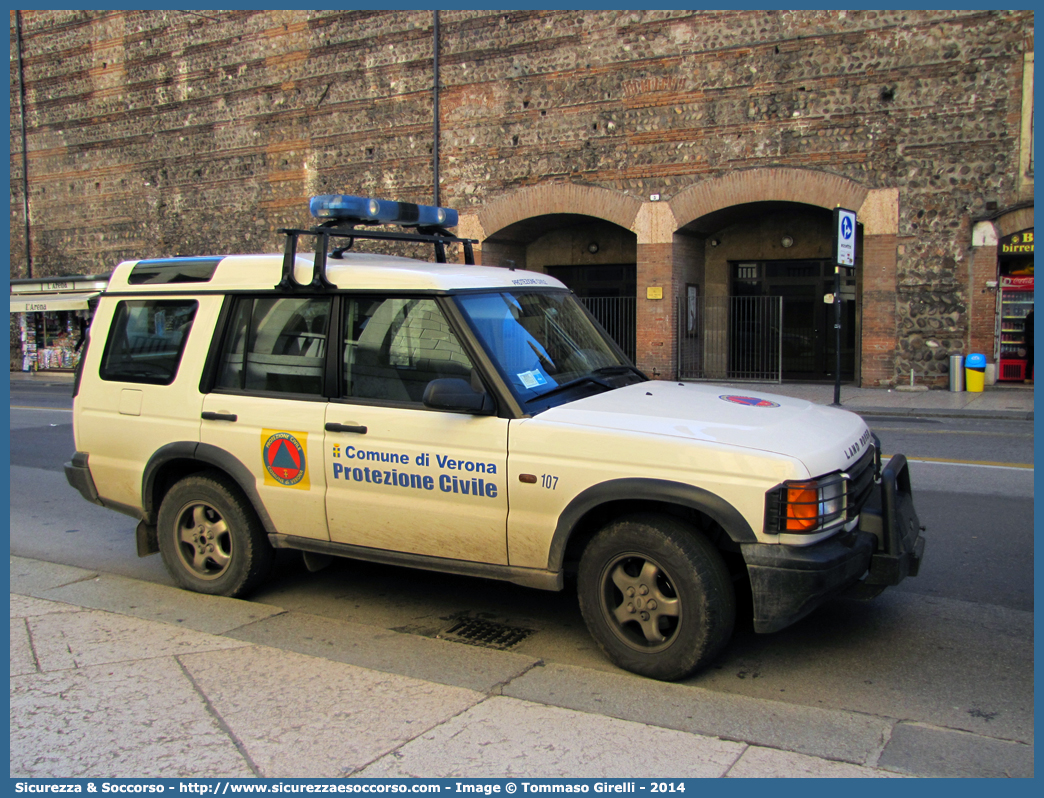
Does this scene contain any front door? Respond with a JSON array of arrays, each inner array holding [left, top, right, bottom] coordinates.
[[323, 295, 509, 565], [734, 260, 856, 381], [772, 283, 820, 377]]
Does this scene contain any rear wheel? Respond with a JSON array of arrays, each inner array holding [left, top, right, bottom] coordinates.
[[157, 472, 272, 597], [578, 514, 735, 681]]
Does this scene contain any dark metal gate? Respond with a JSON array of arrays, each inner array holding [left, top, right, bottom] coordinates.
[[678, 295, 782, 382], [580, 296, 636, 363]]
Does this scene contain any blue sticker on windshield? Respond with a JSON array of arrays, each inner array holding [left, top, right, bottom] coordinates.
[[518, 370, 547, 389], [720, 395, 780, 408]]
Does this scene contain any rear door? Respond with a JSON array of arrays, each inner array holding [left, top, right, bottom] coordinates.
[[201, 295, 333, 540]]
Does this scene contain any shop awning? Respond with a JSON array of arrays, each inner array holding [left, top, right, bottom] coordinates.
[[10, 292, 100, 313]]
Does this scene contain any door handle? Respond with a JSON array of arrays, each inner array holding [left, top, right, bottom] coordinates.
[[202, 411, 238, 422], [325, 423, 367, 434]]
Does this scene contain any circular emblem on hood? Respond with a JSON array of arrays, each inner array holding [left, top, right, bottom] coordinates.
[[719, 394, 780, 408]]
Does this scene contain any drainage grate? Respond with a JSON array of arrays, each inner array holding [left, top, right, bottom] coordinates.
[[438, 617, 534, 650]]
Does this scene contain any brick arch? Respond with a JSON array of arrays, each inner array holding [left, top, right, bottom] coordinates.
[[668, 167, 870, 229], [476, 183, 643, 238], [995, 206, 1034, 238]]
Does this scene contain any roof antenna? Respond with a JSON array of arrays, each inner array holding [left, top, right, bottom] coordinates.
[[504, 259, 516, 271]]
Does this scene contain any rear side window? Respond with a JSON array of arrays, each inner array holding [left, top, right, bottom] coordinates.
[[215, 296, 332, 396], [100, 299, 198, 385]]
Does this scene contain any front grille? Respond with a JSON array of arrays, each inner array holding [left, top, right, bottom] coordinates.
[[845, 445, 877, 521]]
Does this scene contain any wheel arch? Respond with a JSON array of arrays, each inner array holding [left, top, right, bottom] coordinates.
[[549, 478, 757, 574], [141, 442, 277, 534]]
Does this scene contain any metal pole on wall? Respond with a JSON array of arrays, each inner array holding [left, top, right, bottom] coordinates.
[[15, 10, 34, 279], [833, 266, 842, 405], [831, 207, 857, 407], [432, 10, 440, 208]]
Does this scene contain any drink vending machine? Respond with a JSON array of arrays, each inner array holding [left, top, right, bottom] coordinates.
[[998, 276, 1033, 381]]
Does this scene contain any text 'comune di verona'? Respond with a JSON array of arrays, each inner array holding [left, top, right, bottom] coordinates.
[[331, 446, 498, 499]]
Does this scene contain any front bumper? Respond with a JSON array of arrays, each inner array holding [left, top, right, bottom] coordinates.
[[741, 454, 925, 634]]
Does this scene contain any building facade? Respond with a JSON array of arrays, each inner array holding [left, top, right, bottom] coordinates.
[[9, 9, 1035, 383]]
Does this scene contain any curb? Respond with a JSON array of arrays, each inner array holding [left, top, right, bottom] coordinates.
[[9, 372, 76, 384], [844, 406, 1034, 421]]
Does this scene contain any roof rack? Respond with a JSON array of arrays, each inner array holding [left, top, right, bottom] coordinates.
[[276, 195, 477, 291]]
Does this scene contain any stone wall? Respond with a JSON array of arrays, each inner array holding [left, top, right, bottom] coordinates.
[[9, 9, 1034, 382]]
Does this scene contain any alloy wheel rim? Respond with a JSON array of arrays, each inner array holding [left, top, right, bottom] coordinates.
[[599, 552, 682, 653], [175, 501, 233, 580]]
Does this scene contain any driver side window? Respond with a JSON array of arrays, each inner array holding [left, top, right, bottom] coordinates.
[[344, 297, 473, 403]]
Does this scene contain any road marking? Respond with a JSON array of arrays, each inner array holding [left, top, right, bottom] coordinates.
[[888, 455, 1033, 471], [873, 426, 1032, 438], [11, 406, 72, 412]]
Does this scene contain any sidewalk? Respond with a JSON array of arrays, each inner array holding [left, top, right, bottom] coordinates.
[[11, 556, 1034, 779], [710, 380, 1034, 420], [10, 369, 1034, 420]]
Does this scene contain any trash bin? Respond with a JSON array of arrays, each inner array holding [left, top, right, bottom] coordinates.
[[965, 353, 986, 392], [949, 354, 964, 392]]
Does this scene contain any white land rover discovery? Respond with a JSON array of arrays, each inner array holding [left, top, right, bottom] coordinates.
[[65, 195, 924, 681]]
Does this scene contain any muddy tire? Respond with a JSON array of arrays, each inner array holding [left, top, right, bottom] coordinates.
[[157, 472, 273, 597], [578, 514, 735, 681]]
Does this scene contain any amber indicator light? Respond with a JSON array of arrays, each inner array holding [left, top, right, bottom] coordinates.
[[785, 483, 818, 530]]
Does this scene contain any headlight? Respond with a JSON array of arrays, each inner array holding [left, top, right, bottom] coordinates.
[[766, 474, 847, 534]]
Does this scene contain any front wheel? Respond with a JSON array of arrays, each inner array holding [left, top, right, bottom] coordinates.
[[157, 472, 273, 597], [577, 515, 735, 681]]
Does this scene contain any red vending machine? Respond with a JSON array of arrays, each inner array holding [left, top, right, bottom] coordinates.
[[998, 276, 1034, 381]]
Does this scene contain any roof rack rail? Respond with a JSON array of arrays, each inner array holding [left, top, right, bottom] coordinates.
[[276, 195, 478, 291]]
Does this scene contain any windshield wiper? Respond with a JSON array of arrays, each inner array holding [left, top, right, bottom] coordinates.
[[590, 365, 647, 381], [527, 340, 557, 372], [524, 365, 644, 405], [525, 375, 612, 404]]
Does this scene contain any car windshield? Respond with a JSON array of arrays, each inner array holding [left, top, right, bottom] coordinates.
[[454, 290, 644, 412]]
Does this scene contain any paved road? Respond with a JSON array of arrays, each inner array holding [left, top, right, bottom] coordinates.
[[866, 415, 1034, 613], [9, 381, 1035, 770]]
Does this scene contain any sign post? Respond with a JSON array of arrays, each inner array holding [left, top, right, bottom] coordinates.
[[831, 207, 857, 406]]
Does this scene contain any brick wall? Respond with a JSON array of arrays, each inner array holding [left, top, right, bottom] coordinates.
[[968, 244, 1000, 361], [9, 9, 1034, 381], [860, 234, 899, 386], [635, 243, 674, 377]]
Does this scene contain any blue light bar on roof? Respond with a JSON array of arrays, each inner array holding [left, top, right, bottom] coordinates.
[[309, 195, 459, 228]]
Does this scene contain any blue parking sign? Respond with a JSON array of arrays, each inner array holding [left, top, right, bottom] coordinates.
[[834, 207, 857, 267]]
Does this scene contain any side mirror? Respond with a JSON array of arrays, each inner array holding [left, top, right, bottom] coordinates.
[[422, 378, 495, 414]]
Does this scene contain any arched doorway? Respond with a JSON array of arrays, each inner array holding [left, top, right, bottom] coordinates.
[[468, 186, 643, 363], [669, 169, 872, 383], [678, 201, 859, 381], [479, 214, 639, 361], [464, 171, 883, 383]]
